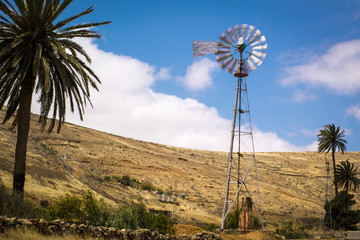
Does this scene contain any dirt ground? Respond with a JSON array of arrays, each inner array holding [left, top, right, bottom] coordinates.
[[175, 225, 282, 240], [221, 231, 281, 240]]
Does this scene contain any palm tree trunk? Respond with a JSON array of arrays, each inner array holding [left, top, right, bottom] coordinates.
[[332, 147, 338, 196], [13, 75, 34, 195], [346, 183, 349, 211]]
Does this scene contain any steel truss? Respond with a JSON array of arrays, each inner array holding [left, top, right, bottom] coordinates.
[[220, 69, 264, 231]]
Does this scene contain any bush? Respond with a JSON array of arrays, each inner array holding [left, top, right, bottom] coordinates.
[[151, 213, 175, 234], [203, 223, 219, 231], [140, 182, 155, 191], [120, 175, 132, 186], [275, 221, 309, 239], [47, 191, 175, 234], [253, 216, 262, 229], [47, 190, 101, 224], [225, 210, 240, 229], [0, 179, 43, 219], [324, 191, 360, 230], [47, 192, 84, 222]]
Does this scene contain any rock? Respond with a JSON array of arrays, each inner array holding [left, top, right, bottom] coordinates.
[[17, 218, 34, 230], [49, 219, 62, 225], [0, 215, 223, 240]]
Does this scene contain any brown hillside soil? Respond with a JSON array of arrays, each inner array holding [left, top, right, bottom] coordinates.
[[175, 224, 205, 235], [221, 231, 281, 240], [1, 108, 360, 228]]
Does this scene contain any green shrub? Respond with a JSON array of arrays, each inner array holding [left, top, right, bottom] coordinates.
[[104, 176, 111, 181], [47, 190, 101, 224], [150, 213, 175, 234], [225, 210, 240, 229], [0, 179, 43, 219], [47, 193, 83, 222], [253, 216, 262, 229], [203, 223, 219, 231], [324, 191, 360, 230], [121, 175, 132, 186], [157, 188, 164, 195], [140, 182, 155, 191], [81, 191, 101, 225], [46, 191, 175, 234], [275, 221, 309, 239]]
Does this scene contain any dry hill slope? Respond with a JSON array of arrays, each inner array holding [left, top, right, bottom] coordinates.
[[0, 109, 359, 228]]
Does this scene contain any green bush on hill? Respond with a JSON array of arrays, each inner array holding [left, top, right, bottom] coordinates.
[[46, 191, 175, 234], [0, 179, 43, 219], [275, 221, 309, 239], [224, 210, 240, 229], [0, 179, 174, 234], [324, 191, 360, 230]]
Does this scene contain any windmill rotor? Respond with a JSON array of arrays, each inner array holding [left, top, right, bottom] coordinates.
[[193, 24, 267, 74]]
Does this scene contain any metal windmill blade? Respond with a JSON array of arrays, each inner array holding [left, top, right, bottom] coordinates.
[[192, 24, 267, 75]]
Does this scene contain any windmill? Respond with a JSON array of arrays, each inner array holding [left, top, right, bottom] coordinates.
[[192, 24, 267, 230]]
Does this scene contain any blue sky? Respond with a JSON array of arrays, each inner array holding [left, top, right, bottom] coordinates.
[[34, 0, 360, 152]]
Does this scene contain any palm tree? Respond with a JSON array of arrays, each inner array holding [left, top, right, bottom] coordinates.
[[0, 0, 110, 194], [335, 160, 360, 195], [317, 123, 347, 196], [335, 160, 360, 211]]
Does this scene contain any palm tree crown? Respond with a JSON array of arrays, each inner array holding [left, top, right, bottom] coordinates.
[[335, 160, 360, 194], [317, 123, 347, 154], [0, 0, 110, 194], [317, 123, 347, 196], [0, 0, 110, 131]]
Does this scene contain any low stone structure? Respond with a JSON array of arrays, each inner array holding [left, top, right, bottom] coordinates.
[[0, 216, 221, 240]]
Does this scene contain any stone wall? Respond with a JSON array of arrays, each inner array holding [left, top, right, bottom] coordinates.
[[0, 216, 221, 240]]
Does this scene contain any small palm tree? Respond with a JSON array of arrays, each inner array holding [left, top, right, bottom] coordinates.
[[335, 160, 360, 195], [317, 123, 347, 196], [335, 160, 360, 211], [0, 0, 110, 194]]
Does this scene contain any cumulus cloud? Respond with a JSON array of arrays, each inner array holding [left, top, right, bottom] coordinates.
[[253, 127, 317, 152], [281, 39, 360, 95], [290, 90, 316, 103], [31, 39, 316, 152], [155, 67, 172, 80], [346, 104, 360, 120], [177, 58, 218, 91]]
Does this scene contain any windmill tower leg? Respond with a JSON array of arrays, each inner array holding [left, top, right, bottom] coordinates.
[[221, 70, 264, 231]]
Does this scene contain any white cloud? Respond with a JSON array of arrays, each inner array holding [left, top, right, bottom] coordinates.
[[299, 128, 320, 137], [253, 128, 317, 152], [281, 39, 360, 95], [155, 67, 172, 80], [290, 90, 316, 103], [346, 104, 360, 121], [31, 39, 316, 152], [177, 58, 218, 91]]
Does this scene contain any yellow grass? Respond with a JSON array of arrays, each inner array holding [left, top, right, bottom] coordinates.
[[0, 229, 102, 240], [0, 108, 360, 227]]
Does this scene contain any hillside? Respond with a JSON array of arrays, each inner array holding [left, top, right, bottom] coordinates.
[[0, 108, 359, 229]]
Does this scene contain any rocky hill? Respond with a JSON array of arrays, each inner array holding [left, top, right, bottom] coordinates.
[[0, 109, 359, 229]]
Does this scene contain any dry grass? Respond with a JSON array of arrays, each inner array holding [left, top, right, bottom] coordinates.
[[0, 229, 102, 240], [0, 108, 359, 228]]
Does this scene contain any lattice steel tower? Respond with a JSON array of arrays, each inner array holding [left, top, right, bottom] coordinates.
[[192, 24, 267, 230], [319, 154, 333, 233]]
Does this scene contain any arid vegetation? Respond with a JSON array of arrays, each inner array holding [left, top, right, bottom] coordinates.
[[0, 108, 359, 239]]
